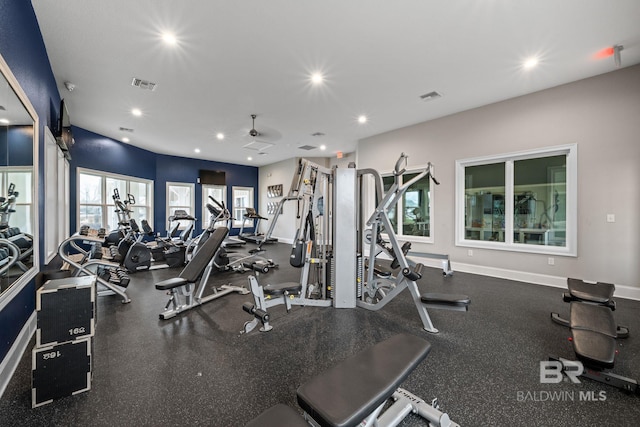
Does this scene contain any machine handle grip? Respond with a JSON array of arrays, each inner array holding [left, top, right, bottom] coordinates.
[[208, 195, 226, 210]]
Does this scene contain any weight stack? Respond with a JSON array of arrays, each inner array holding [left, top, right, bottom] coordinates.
[[32, 276, 96, 407]]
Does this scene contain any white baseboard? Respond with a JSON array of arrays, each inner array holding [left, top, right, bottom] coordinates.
[[272, 237, 293, 245], [0, 311, 36, 398], [412, 257, 640, 301]]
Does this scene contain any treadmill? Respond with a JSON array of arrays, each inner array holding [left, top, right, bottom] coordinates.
[[239, 208, 277, 244]]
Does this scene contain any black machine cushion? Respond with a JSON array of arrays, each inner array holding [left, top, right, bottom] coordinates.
[[154, 227, 227, 288], [571, 329, 616, 370], [570, 302, 617, 338], [180, 227, 227, 282], [421, 293, 470, 308], [155, 277, 188, 291], [263, 282, 303, 296], [245, 404, 308, 427], [567, 278, 614, 304], [296, 333, 431, 427]]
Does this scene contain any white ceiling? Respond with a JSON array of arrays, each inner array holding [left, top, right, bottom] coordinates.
[[31, 0, 640, 167]]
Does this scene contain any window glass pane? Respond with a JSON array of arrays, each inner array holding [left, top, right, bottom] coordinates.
[[7, 172, 32, 203], [402, 173, 430, 237], [514, 155, 566, 246], [465, 163, 505, 242], [203, 185, 227, 228], [79, 205, 103, 229], [232, 187, 253, 227], [105, 178, 126, 203], [169, 185, 191, 207], [79, 173, 102, 204], [129, 181, 147, 205]]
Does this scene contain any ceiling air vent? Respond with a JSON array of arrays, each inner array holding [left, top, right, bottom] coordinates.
[[119, 127, 134, 132], [419, 91, 442, 101], [131, 78, 157, 91], [298, 145, 316, 151]]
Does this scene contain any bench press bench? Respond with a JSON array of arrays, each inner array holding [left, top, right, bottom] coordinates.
[[551, 278, 629, 338], [246, 333, 459, 427], [551, 299, 638, 394], [154, 227, 248, 319]]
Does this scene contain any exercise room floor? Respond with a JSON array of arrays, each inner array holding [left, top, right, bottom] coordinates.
[[2, 242, 639, 426]]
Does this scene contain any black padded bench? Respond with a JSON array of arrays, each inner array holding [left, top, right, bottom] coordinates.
[[246, 334, 460, 427], [551, 278, 628, 338], [421, 293, 470, 311], [154, 227, 248, 319], [551, 300, 638, 394]]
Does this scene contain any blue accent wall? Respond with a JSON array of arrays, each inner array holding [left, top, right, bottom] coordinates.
[[69, 129, 258, 234], [155, 154, 258, 234], [0, 0, 60, 366]]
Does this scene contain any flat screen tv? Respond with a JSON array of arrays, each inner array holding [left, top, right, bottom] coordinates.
[[58, 98, 74, 152], [198, 169, 225, 185]]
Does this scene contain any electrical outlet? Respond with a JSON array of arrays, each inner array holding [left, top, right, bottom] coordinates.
[[467, 249, 473, 257], [548, 257, 555, 266], [606, 214, 615, 223]]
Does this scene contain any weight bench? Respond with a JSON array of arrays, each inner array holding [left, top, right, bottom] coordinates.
[[551, 278, 629, 338], [154, 227, 248, 320], [551, 301, 638, 394], [246, 333, 460, 427]]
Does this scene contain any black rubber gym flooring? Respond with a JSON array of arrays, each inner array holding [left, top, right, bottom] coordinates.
[[1, 242, 639, 426]]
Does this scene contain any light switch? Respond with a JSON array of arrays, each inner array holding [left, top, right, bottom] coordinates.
[[606, 214, 615, 223]]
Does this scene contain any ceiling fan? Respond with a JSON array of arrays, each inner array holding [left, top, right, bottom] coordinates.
[[244, 114, 274, 154], [248, 114, 261, 138]]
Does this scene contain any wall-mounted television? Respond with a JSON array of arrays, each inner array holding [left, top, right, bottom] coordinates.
[[198, 169, 225, 185], [57, 98, 74, 156]]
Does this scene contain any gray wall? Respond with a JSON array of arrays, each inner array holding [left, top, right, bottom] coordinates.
[[357, 64, 640, 293]]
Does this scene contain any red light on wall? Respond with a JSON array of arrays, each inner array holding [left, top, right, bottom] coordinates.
[[593, 47, 615, 60], [336, 151, 343, 159]]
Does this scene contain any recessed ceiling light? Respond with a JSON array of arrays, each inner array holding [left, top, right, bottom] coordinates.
[[194, 148, 201, 153], [358, 115, 367, 124], [122, 137, 130, 143], [216, 133, 224, 140], [311, 72, 323, 84], [523, 57, 539, 69], [131, 108, 142, 117], [247, 156, 253, 161], [162, 32, 177, 45], [0, 118, 9, 124], [320, 144, 327, 151]]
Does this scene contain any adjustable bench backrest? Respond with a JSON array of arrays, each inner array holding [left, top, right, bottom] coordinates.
[[296, 333, 431, 427], [180, 226, 227, 283]]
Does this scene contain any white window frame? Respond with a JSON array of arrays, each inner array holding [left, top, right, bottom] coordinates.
[[166, 182, 195, 232], [77, 167, 154, 231], [202, 184, 227, 230], [232, 186, 254, 228], [380, 164, 435, 244], [455, 144, 577, 256]]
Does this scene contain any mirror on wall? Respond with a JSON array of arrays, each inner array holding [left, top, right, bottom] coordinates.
[[0, 54, 38, 299]]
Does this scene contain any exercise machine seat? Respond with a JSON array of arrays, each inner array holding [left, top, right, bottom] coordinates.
[[296, 333, 431, 427], [570, 302, 617, 338], [155, 227, 227, 291], [567, 278, 614, 304], [571, 329, 616, 370], [263, 282, 303, 296], [245, 404, 308, 427], [421, 292, 470, 308]]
